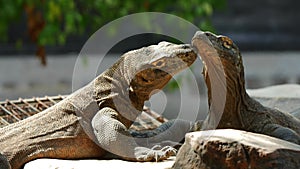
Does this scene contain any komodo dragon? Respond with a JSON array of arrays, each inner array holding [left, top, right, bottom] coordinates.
[[0, 42, 197, 169], [192, 31, 300, 144]]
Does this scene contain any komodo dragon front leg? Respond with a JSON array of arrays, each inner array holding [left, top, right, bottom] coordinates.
[[92, 108, 177, 161], [91, 42, 197, 161]]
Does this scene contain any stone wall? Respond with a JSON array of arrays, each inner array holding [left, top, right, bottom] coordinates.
[[212, 0, 300, 50]]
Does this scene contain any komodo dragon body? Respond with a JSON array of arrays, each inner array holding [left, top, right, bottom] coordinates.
[[0, 42, 197, 169], [192, 31, 300, 144]]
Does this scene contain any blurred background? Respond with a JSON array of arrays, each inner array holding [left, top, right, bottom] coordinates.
[[0, 0, 299, 119]]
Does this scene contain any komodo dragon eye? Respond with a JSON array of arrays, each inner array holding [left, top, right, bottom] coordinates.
[[220, 37, 233, 49], [223, 41, 232, 49], [152, 60, 165, 67]]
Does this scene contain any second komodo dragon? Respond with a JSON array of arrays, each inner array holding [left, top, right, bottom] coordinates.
[[0, 42, 196, 169], [192, 31, 300, 145]]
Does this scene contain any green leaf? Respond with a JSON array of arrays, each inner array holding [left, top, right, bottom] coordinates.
[[202, 2, 213, 16], [200, 19, 215, 32], [65, 12, 75, 33], [38, 24, 59, 45], [47, 1, 61, 22]]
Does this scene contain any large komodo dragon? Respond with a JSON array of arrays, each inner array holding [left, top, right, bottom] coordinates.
[[0, 42, 197, 169], [192, 31, 300, 145]]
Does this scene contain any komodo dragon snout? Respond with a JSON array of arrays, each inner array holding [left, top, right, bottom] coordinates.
[[149, 42, 196, 73]]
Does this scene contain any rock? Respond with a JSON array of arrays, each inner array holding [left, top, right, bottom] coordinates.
[[248, 84, 300, 98], [172, 129, 300, 169], [253, 97, 300, 114], [248, 84, 300, 119]]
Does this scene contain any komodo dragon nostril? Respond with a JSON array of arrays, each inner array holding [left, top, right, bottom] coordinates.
[[182, 45, 190, 49], [155, 61, 163, 67]]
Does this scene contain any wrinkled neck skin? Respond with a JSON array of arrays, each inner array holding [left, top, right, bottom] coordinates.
[[128, 69, 172, 110], [96, 56, 171, 123], [203, 59, 253, 129]]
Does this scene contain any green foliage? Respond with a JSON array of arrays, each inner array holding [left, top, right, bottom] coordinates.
[[0, 0, 23, 41], [0, 0, 226, 46]]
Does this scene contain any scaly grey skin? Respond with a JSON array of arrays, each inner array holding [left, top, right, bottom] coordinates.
[[192, 31, 300, 145], [0, 42, 197, 169]]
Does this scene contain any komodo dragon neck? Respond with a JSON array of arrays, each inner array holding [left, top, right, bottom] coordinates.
[[93, 54, 175, 128], [192, 32, 250, 129], [203, 53, 252, 128], [95, 55, 156, 110]]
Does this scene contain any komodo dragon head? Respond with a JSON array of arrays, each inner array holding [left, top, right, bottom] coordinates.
[[192, 31, 244, 77], [95, 41, 196, 117], [192, 31, 247, 128], [125, 42, 197, 98]]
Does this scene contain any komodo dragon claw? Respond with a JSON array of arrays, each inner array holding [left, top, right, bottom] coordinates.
[[135, 145, 177, 162]]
